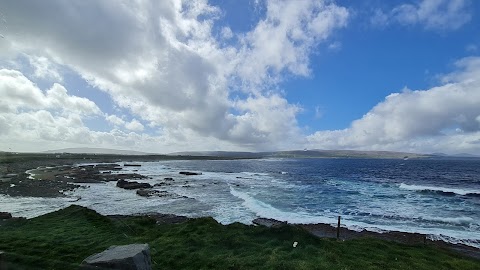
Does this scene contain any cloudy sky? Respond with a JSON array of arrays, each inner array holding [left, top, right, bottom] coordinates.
[[1, 0, 480, 154]]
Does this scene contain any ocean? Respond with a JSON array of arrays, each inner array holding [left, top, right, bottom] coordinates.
[[1, 158, 479, 248]]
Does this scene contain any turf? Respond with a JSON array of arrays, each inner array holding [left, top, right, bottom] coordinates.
[[0, 205, 478, 269]]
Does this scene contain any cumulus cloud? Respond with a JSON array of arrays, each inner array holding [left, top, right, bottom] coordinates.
[[235, 0, 349, 86], [125, 119, 145, 132], [372, 0, 472, 31], [105, 114, 125, 126], [0, 69, 101, 115], [28, 55, 63, 82], [307, 57, 480, 154], [229, 94, 302, 148], [0, 0, 349, 151]]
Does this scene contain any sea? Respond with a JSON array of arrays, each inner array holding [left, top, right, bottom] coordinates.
[[1, 158, 479, 248]]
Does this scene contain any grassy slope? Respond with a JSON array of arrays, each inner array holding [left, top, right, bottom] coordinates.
[[0, 206, 478, 270]]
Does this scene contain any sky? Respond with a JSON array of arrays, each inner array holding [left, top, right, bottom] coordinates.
[[0, 0, 480, 155]]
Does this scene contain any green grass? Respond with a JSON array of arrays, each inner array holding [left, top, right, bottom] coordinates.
[[0, 205, 478, 269]]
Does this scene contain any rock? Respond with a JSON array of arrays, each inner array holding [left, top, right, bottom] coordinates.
[[117, 180, 152, 190], [252, 218, 287, 228], [136, 189, 173, 198], [80, 243, 152, 270], [0, 212, 12, 220], [153, 182, 171, 187], [94, 164, 121, 170], [136, 189, 153, 197], [164, 177, 174, 181], [179, 171, 202, 176], [136, 189, 159, 197]]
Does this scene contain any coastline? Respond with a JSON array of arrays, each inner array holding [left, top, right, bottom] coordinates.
[[1, 205, 479, 269], [1, 156, 479, 260], [107, 214, 480, 260]]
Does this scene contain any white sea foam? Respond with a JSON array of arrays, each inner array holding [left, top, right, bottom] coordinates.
[[420, 216, 474, 225], [0, 194, 73, 218], [25, 169, 37, 180], [228, 186, 480, 248], [229, 187, 333, 224], [399, 183, 480, 196], [3, 160, 480, 250]]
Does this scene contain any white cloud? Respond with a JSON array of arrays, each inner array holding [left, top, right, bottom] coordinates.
[[105, 114, 125, 126], [372, 0, 472, 31], [0, 1, 478, 155], [0, 69, 101, 115], [0, 0, 349, 152], [125, 119, 145, 132], [328, 41, 342, 51], [28, 55, 63, 82], [220, 26, 233, 39], [235, 0, 349, 87], [229, 94, 302, 148], [307, 56, 480, 154]]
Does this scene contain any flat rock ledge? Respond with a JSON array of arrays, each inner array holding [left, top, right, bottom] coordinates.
[[252, 218, 288, 228], [0, 212, 12, 220], [80, 243, 151, 270]]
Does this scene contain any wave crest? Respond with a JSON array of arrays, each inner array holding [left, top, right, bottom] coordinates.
[[399, 183, 480, 196], [229, 187, 329, 224]]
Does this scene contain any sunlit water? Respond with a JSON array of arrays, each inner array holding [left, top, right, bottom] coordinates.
[[1, 158, 479, 248]]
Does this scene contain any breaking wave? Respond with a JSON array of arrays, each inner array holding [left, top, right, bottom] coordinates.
[[229, 187, 330, 224], [399, 183, 480, 196]]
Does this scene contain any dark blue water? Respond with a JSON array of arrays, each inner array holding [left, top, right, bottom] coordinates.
[[135, 158, 480, 247]]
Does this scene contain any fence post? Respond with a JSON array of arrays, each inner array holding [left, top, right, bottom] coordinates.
[[336, 216, 341, 240]]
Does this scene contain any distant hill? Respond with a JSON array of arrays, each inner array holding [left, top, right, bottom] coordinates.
[[168, 150, 431, 159], [452, 153, 480, 158], [268, 150, 429, 159], [168, 151, 264, 158], [44, 147, 150, 155]]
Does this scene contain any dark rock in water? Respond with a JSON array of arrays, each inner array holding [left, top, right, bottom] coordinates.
[[0, 212, 12, 219], [136, 189, 168, 197], [94, 164, 121, 170], [153, 182, 171, 187], [124, 164, 142, 167], [136, 189, 154, 197], [164, 177, 174, 181], [252, 218, 287, 228], [179, 171, 202, 176], [80, 243, 151, 270], [117, 180, 152, 190]]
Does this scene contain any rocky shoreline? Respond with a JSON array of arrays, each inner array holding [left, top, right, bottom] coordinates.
[[1, 159, 479, 261], [252, 218, 480, 260], [0, 160, 151, 197]]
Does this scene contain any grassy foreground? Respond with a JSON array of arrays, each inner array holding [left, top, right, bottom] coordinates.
[[0, 206, 478, 270]]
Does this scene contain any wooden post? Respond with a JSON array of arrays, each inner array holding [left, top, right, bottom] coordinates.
[[336, 216, 341, 240]]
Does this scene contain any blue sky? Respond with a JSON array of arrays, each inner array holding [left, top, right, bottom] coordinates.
[[1, 0, 480, 154]]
